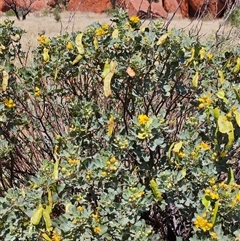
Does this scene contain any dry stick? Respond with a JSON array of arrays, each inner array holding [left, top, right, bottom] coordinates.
[[215, 1, 237, 47], [164, 0, 184, 30], [62, 0, 83, 34]]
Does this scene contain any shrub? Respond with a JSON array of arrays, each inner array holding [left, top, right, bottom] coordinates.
[[53, 6, 61, 22], [0, 9, 240, 240], [5, 9, 16, 17], [227, 7, 240, 27]]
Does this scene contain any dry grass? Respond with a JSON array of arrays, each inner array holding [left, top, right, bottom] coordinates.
[[0, 11, 233, 60]]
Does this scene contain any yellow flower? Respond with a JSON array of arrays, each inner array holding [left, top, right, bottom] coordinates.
[[194, 215, 213, 232], [66, 42, 73, 50], [209, 178, 216, 185], [137, 129, 152, 139], [92, 212, 100, 222], [130, 15, 140, 24], [210, 192, 219, 200], [205, 189, 211, 195], [220, 151, 227, 158], [236, 192, 240, 202], [178, 152, 186, 158], [198, 93, 213, 108], [200, 141, 211, 150], [226, 112, 232, 119], [138, 114, 150, 125], [52, 229, 61, 241], [37, 35, 49, 45], [219, 182, 228, 189], [207, 53, 213, 60], [95, 28, 107, 36], [4, 98, 16, 108], [109, 157, 117, 163], [68, 158, 80, 165], [199, 47, 206, 59], [136, 191, 145, 198], [34, 86, 41, 97], [93, 226, 102, 234], [101, 171, 107, 177], [77, 206, 83, 211], [210, 231, 218, 239], [101, 23, 109, 30]]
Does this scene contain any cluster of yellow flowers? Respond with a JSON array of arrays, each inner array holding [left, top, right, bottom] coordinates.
[[77, 205, 83, 212], [138, 114, 150, 125], [204, 178, 240, 208], [34, 86, 41, 97], [137, 114, 153, 139], [37, 34, 50, 45], [95, 23, 109, 37], [4, 98, 16, 108], [198, 141, 211, 150], [93, 226, 101, 234], [129, 15, 140, 24], [115, 136, 129, 149], [198, 93, 213, 109], [92, 208, 102, 234], [107, 157, 118, 171], [129, 190, 145, 202], [194, 214, 213, 232], [68, 158, 80, 166], [51, 229, 61, 241]]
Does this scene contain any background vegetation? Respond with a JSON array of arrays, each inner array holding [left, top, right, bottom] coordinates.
[[0, 8, 240, 241]]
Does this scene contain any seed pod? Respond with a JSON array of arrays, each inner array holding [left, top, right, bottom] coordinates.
[[31, 204, 43, 225]]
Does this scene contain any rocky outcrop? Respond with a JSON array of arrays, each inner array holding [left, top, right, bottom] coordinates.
[[67, 0, 111, 13], [124, 0, 168, 18], [162, 0, 181, 13], [174, 0, 230, 18], [0, 0, 232, 18]]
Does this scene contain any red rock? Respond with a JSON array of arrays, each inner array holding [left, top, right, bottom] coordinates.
[[124, 0, 168, 18], [0, 0, 56, 12], [162, 0, 181, 13], [67, 0, 111, 13], [175, 0, 227, 18]]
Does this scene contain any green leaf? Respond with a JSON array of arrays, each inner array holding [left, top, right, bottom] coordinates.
[[216, 89, 228, 104], [233, 87, 240, 104], [42, 233, 52, 241], [150, 179, 162, 201], [112, 29, 119, 39], [103, 60, 117, 98], [75, 33, 84, 54], [43, 207, 52, 232], [52, 159, 59, 181], [72, 54, 82, 65], [42, 48, 50, 62], [107, 115, 114, 136], [172, 141, 183, 153], [2, 70, 8, 92], [233, 57, 240, 73], [156, 33, 168, 46], [202, 194, 211, 209], [101, 60, 110, 78], [234, 110, 240, 127], [192, 71, 199, 88], [217, 115, 233, 134], [226, 129, 234, 150], [31, 204, 43, 225], [213, 107, 220, 121], [226, 167, 234, 185], [212, 200, 219, 225], [218, 70, 225, 85]]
